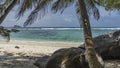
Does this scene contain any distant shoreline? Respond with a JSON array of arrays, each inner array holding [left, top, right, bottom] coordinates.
[[5, 27, 120, 31], [5, 26, 120, 28]]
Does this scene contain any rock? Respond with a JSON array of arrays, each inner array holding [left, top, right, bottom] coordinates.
[[34, 30, 120, 68], [79, 30, 120, 60], [34, 48, 85, 68], [34, 47, 104, 68], [34, 55, 50, 68], [15, 46, 20, 49], [45, 47, 87, 68], [13, 25, 22, 28], [108, 45, 120, 59], [11, 29, 20, 33], [0, 26, 19, 42]]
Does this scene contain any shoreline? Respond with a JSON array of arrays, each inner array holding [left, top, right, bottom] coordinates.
[[0, 40, 81, 56], [0, 40, 82, 46]]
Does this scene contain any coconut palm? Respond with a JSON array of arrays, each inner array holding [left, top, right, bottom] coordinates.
[[18, 0, 104, 68], [0, 0, 103, 68], [3, 0, 120, 68], [21, 0, 103, 68], [0, 0, 120, 68]]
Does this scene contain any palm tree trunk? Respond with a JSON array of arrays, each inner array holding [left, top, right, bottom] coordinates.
[[0, 0, 18, 24], [78, 0, 103, 68]]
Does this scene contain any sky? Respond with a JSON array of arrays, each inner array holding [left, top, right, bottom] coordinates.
[[1, 5, 120, 28]]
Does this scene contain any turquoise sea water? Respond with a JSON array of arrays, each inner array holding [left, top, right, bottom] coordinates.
[[0, 28, 119, 42]]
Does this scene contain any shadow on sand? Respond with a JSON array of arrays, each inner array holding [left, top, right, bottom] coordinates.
[[0, 51, 47, 68]]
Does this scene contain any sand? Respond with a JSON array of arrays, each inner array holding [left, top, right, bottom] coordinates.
[[0, 40, 120, 68], [0, 40, 80, 68]]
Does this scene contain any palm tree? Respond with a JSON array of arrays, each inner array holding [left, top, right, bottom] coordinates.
[[1, 0, 120, 68], [21, 0, 103, 68], [78, 0, 103, 68], [0, 0, 103, 68]]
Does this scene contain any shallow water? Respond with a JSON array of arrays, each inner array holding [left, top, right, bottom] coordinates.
[[0, 28, 118, 42]]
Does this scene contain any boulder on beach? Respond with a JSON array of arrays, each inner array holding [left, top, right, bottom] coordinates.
[[34, 30, 120, 68]]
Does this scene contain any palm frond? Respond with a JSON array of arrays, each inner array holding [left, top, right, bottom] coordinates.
[[75, 3, 83, 27], [95, 0, 120, 11], [75, 0, 100, 27], [0, 0, 6, 6], [24, 0, 51, 26], [51, 0, 74, 13], [0, 0, 12, 16], [17, 0, 39, 18], [0, 0, 11, 6], [92, 6, 100, 20], [86, 0, 100, 20], [0, 0, 18, 24]]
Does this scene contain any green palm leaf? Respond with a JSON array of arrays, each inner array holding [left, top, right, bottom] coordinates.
[[24, 0, 52, 26], [0, 0, 18, 24], [51, 0, 74, 13], [17, 0, 38, 18], [24, 0, 100, 26]]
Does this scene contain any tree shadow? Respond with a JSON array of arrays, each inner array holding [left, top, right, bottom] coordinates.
[[0, 51, 48, 68]]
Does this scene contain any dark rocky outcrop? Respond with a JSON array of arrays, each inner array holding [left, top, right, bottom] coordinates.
[[34, 47, 104, 68], [34, 30, 120, 68], [79, 30, 120, 59], [34, 55, 50, 68], [13, 25, 22, 28], [45, 47, 88, 68], [0, 26, 20, 41], [11, 29, 20, 33], [87, 30, 120, 59]]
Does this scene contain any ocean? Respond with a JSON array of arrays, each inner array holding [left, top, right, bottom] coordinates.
[[0, 27, 119, 42]]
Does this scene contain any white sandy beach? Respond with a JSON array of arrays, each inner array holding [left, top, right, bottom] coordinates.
[[0, 40, 120, 68], [0, 40, 80, 68]]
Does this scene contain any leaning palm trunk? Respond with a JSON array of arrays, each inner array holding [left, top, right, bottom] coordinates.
[[0, 0, 18, 24], [78, 0, 103, 68]]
